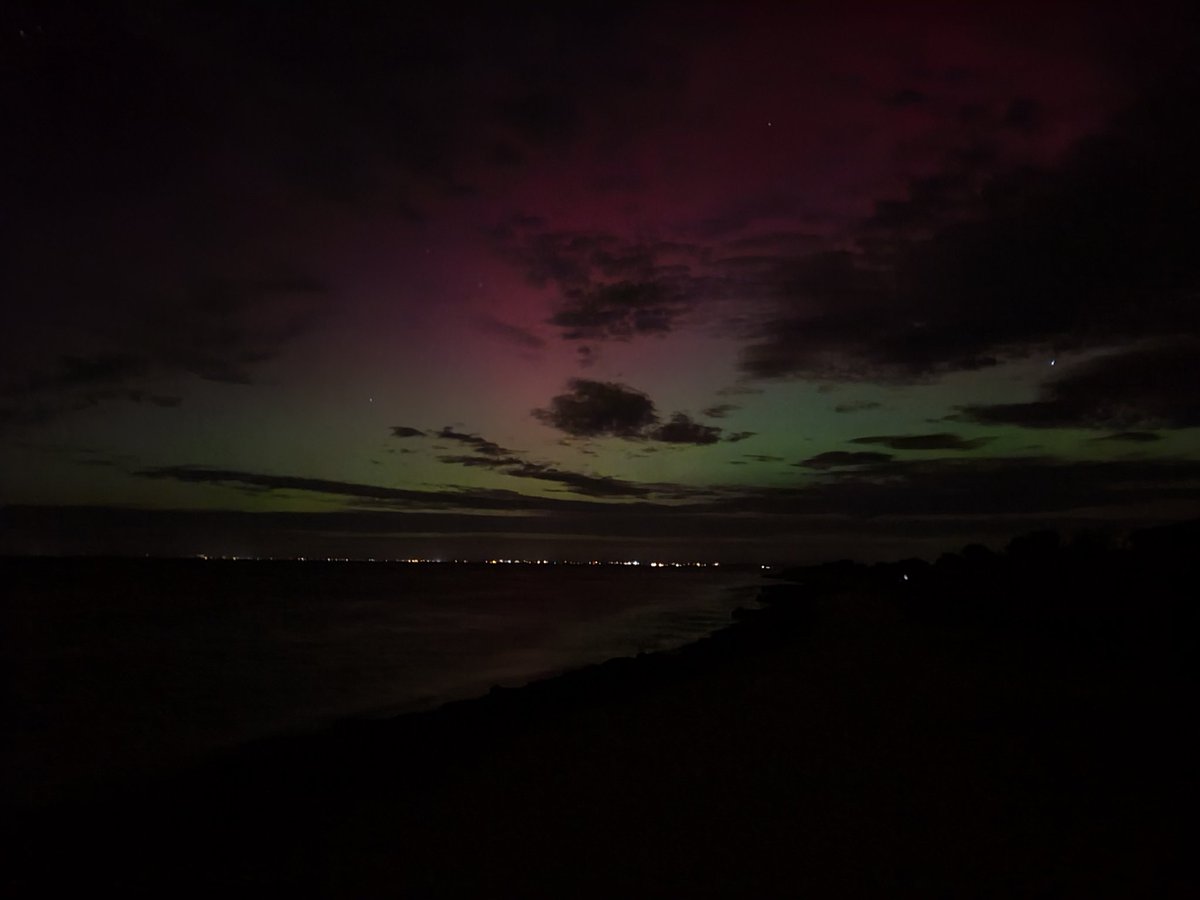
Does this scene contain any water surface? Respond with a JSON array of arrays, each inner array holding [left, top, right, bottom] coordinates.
[[3, 558, 762, 806]]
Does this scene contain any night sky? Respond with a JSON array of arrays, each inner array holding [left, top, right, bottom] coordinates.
[[2, 1, 1198, 562]]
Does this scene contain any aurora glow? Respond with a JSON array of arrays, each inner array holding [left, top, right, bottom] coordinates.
[[2, 2, 1198, 561]]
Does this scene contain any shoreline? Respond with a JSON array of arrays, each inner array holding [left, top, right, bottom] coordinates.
[[5, 571, 769, 813], [7, 535, 1196, 896], [1, 558, 761, 811]]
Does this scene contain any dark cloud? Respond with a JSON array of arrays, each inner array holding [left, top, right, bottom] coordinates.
[[493, 225, 731, 345], [436, 452, 650, 498], [494, 214, 829, 361], [15, 354, 150, 394], [25, 451, 1200, 558], [701, 403, 738, 418], [0, 355, 187, 428], [737, 251, 892, 381], [438, 454, 513, 468], [503, 462, 650, 498], [436, 427, 512, 457], [476, 315, 546, 350], [142, 277, 329, 385], [851, 433, 991, 451], [215, 449, 1191, 528], [796, 451, 894, 469], [533, 380, 739, 446], [137, 465, 485, 509], [717, 456, 1200, 519], [501, 230, 616, 288], [107, 453, 1200, 523], [126, 390, 182, 408], [497, 227, 709, 293], [884, 88, 927, 107], [548, 281, 681, 341], [716, 384, 764, 397], [722, 231, 818, 253], [649, 414, 722, 446], [0, 275, 328, 429], [1, 4, 680, 427], [135, 464, 634, 513], [692, 193, 809, 239], [390, 426, 426, 438], [533, 379, 657, 438], [1002, 96, 1043, 133], [725, 431, 756, 443], [957, 340, 1200, 429], [1094, 431, 1163, 443], [834, 400, 883, 413], [737, 69, 1200, 382]]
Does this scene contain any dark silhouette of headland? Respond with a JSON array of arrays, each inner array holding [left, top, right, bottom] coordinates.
[[5, 520, 1196, 897]]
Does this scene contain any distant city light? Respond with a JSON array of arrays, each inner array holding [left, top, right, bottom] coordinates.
[[191, 555, 733, 567]]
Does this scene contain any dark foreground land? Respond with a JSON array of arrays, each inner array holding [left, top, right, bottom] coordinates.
[[6, 524, 1197, 897]]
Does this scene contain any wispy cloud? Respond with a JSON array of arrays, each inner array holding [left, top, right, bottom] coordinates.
[[851, 433, 991, 451]]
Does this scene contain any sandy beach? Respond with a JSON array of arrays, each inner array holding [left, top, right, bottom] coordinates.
[[6, 533, 1194, 897]]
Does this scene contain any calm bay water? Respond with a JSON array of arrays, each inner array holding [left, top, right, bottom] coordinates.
[[2, 559, 762, 806]]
